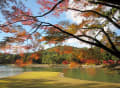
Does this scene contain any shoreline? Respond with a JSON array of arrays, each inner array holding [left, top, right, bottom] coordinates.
[[1, 64, 120, 70], [0, 71, 120, 88], [24, 64, 105, 68]]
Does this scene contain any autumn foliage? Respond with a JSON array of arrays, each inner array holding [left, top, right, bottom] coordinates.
[[0, 0, 120, 67], [69, 62, 79, 68]]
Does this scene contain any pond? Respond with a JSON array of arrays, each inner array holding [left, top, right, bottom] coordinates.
[[0, 65, 120, 83], [0, 65, 23, 78]]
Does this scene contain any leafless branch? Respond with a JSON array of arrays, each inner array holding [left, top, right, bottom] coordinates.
[[35, 0, 64, 17], [68, 8, 120, 29], [89, 1, 120, 9], [100, 28, 119, 52]]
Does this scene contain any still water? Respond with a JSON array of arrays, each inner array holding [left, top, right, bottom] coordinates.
[[0, 65, 120, 83], [0, 65, 23, 78]]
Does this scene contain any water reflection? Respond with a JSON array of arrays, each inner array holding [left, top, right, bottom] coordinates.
[[0, 65, 120, 83], [63, 68, 120, 83], [23, 66, 120, 83], [0, 65, 23, 78]]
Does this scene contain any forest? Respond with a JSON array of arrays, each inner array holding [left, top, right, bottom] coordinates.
[[0, 45, 120, 67], [0, 0, 120, 88], [0, 0, 120, 63]]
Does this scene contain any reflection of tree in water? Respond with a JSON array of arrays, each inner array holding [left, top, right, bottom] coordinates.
[[104, 68, 118, 75], [62, 68, 68, 74], [86, 68, 96, 76]]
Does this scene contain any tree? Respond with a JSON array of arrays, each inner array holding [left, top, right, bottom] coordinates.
[[89, 0, 120, 9], [0, 0, 120, 60]]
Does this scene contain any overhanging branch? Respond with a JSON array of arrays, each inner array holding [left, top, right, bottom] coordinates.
[[35, 0, 64, 17], [89, 1, 120, 9], [68, 8, 120, 29], [41, 22, 100, 46], [100, 28, 119, 52]]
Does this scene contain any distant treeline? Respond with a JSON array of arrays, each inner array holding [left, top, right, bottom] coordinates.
[[0, 46, 119, 64]]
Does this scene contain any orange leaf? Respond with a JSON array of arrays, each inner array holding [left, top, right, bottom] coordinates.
[[69, 62, 79, 68]]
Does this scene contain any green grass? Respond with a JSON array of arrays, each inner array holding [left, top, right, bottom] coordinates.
[[0, 71, 120, 88]]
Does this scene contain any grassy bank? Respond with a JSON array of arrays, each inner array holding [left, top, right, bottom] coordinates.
[[0, 71, 120, 88]]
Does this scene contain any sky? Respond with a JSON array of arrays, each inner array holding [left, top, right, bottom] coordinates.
[[0, 0, 78, 53], [22, 0, 91, 49], [25, 0, 91, 48], [0, 0, 120, 53]]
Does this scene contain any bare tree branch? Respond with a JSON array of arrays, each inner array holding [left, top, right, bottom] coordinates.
[[0, 19, 34, 27], [100, 28, 119, 53], [77, 34, 102, 44], [89, 1, 120, 9], [96, 0, 120, 6], [94, 30, 102, 39], [41, 22, 120, 58], [77, 26, 119, 53], [35, 0, 64, 17], [41, 22, 100, 46], [30, 23, 42, 34], [68, 8, 120, 29]]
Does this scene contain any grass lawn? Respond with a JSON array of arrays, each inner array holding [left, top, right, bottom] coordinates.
[[0, 71, 120, 88]]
